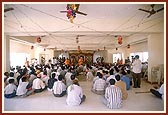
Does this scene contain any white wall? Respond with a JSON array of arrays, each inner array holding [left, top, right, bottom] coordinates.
[[10, 40, 54, 66], [148, 33, 164, 83]]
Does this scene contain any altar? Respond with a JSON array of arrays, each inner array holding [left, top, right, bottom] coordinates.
[[69, 52, 93, 66]]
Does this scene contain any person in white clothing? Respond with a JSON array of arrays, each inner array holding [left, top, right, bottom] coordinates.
[[132, 55, 142, 88], [101, 79, 122, 109], [66, 79, 86, 106], [52, 75, 66, 97], [64, 69, 73, 87], [92, 72, 106, 95], [4, 79, 17, 98], [41, 70, 50, 86], [32, 74, 47, 93], [150, 83, 164, 100], [16, 77, 34, 97]]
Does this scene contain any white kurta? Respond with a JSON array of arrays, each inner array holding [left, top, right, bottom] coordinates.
[[66, 84, 83, 106], [16, 82, 29, 96]]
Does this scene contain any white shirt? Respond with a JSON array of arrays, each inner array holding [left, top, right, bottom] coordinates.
[[132, 59, 142, 73], [93, 78, 106, 91], [16, 82, 29, 96], [52, 81, 66, 94], [65, 72, 73, 87], [32, 78, 46, 89], [4, 84, 17, 94], [66, 84, 83, 106], [158, 84, 164, 100], [106, 75, 116, 85]]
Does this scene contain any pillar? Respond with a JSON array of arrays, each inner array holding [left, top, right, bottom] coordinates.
[[3, 34, 10, 72]]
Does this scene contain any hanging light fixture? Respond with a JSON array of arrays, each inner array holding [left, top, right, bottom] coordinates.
[[36, 37, 41, 43], [61, 49, 64, 52], [78, 45, 81, 51], [76, 37, 79, 43], [104, 46, 106, 50], [127, 44, 130, 49], [31, 46, 34, 50], [118, 35, 122, 45]]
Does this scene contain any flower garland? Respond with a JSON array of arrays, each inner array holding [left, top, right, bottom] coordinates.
[[66, 4, 77, 23]]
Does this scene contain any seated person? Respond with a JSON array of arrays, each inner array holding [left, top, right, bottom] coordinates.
[[150, 83, 164, 100], [115, 74, 128, 100], [86, 67, 94, 81], [66, 79, 86, 106], [16, 77, 34, 97], [48, 73, 57, 91], [91, 72, 106, 95], [101, 79, 122, 109], [32, 74, 47, 93], [4, 79, 17, 98], [120, 70, 130, 90], [52, 75, 66, 97]]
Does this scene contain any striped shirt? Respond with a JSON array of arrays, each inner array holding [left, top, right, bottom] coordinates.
[[105, 85, 122, 109]]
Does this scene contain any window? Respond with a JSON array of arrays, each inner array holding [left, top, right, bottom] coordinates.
[[113, 53, 123, 63], [10, 53, 30, 68], [130, 52, 148, 62]]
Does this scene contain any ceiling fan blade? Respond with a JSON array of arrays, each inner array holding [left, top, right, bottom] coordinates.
[[76, 11, 87, 16], [60, 11, 67, 13], [4, 7, 14, 12], [157, 7, 164, 12], [147, 14, 152, 18], [138, 8, 150, 13]]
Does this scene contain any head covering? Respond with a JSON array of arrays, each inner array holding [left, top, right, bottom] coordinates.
[[36, 70, 41, 75]]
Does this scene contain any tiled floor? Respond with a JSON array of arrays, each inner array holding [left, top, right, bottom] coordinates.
[[3, 79, 165, 113]]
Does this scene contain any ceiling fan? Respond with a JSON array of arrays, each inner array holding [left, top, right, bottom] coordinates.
[[4, 7, 14, 17], [60, 4, 87, 16], [76, 35, 86, 43], [4, 7, 14, 12], [138, 4, 164, 18]]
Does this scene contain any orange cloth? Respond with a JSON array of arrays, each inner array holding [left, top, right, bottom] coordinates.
[[78, 58, 83, 66], [65, 59, 70, 65]]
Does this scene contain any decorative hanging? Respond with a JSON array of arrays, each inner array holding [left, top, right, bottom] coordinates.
[[104, 46, 106, 50], [61, 49, 64, 53], [78, 45, 81, 51], [31, 46, 34, 49], [36, 37, 41, 43], [66, 4, 77, 23], [118, 35, 122, 45], [127, 44, 130, 49], [76, 37, 79, 43]]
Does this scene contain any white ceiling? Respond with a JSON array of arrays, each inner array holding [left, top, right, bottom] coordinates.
[[3, 3, 165, 50]]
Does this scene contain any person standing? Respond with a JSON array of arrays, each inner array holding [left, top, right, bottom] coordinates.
[[132, 55, 142, 88]]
